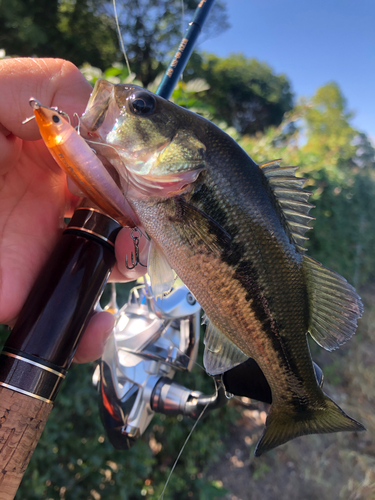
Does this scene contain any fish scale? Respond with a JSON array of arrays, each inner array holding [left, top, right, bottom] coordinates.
[[131, 192, 317, 402], [80, 81, 365, 456]]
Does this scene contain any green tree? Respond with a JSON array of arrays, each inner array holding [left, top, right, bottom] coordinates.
[[0, 0, 119, 68], [238, 82, 375, 286], [0, 0, 228, 82], [108, 0, 229, 86], [301, 82, 357, 181], [308, 170, 375, 287], [187, 53, 294, 135]]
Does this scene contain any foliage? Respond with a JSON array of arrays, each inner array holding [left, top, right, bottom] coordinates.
[[111, 0, 229, 87], [82, 57, 291, 138], [0, 0, 119, 69], [186, 53, 294, 135], [80, 61, 143, 86], [301, 82, 357, 181], [238, 82, 375, 287], [0, 0, 292, 134], [1, 25, 374, 497], [159, 78, 215, 120], [0, 0, 228, 81], [82, 62, 217, 120]]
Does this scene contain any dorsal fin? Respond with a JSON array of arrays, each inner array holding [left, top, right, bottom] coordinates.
[[303, 255, 364, 351], [260, 160, 315, 251]]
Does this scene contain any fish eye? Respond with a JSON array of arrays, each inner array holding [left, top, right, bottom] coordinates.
[[129, 92, 156, 116], [52, 114, 60, 123]]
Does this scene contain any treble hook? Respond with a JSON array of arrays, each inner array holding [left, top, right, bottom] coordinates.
[[125, 228, 147, 269], [22, 98, 71, 124]]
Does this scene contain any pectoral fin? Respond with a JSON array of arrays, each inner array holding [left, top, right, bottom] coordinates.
[[304, 255, 364, 350], [203, 316, 248, 375], [171, 197, 232, 258]]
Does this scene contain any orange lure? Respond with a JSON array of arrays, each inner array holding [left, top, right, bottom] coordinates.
[[30, 98, 136, 227]]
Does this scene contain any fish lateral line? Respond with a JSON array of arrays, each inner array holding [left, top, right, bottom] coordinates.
[[77, 79, 365, 455]]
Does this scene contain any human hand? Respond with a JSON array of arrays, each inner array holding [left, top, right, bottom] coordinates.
[[0, 57, 148, 363]]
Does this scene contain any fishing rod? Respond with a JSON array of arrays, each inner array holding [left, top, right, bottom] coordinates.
[[0, 1, 215, 498], [157, 0, 215, 99]]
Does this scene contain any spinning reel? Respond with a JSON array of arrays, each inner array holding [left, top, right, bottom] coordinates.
[[94, 281, 324, 450]]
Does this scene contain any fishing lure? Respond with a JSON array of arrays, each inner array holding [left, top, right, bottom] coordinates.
[[29, 98, 137, 228]]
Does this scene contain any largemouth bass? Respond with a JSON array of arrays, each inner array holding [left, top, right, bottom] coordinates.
[[80, 80, 365, 456]]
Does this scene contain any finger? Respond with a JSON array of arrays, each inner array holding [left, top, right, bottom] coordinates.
[[110, 227, 150, 282], [0, 58, 92, 141], [73, 311, 115, 363], [66, 176, 86, 197], [0, 132, 22, 175]]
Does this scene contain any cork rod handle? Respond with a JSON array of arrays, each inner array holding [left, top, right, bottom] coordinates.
[[0, 386, 52, 500]]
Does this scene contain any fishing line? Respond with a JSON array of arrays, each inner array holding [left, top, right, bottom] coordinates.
[[73, 112, 81, 134], [180, 0, 185, 83], [181, 0, 185, 38], [143, 278, 210, 374], [151, 343, 260, 409], [80, 136, 130, 191], [168, 330, 208, 373], [112, 0, 132, 77], [158, 397, 212, 500], [166, 342, 206, 373]]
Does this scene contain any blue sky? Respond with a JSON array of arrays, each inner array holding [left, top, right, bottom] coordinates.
[[199, 0, 375, 139]]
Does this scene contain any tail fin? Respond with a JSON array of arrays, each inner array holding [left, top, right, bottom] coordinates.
[[255, 395, 365, 457]]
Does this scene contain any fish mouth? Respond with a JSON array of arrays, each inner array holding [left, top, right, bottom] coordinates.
[[80, 80, 118, 143], [81, 79, 115, 132], [81, 80, 144, 137]]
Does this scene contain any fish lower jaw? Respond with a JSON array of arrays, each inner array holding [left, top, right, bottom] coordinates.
[[121, 171, 196, 202]]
